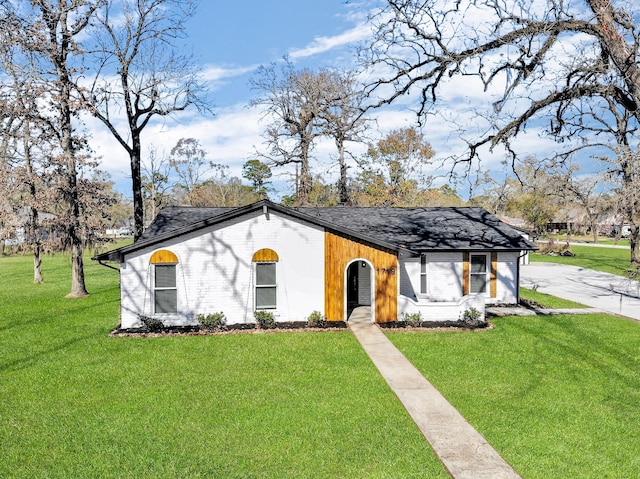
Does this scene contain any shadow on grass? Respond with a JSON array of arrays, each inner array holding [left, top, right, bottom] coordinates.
[[0, 333, 99, 373], [505, 315, 640, 405], [0, 293, 119, 333]]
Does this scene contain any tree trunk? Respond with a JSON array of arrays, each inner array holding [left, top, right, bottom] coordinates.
[[630, 223, 640, 267], [24, 120, 43, 283], [131, 130, 144, 241], [336, 136, 350, 205], [63, 152, 89, 297], [588, 0, 640, 118], [31, 206, 43, 284], [59, 70, 88, 297], [298, 140, 312, 206], [33, 240, 43, 284]]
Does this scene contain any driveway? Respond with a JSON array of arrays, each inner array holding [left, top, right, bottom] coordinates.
[[521, 263, 640, 321]]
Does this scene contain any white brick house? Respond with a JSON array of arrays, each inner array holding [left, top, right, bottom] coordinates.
[[93, 200, 536, 329]]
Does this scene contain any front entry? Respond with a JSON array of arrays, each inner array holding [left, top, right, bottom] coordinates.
[[346, 260, 373, 320], [324, 231, 398, 323]]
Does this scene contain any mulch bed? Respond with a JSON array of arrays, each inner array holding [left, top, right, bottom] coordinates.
[[110, 319, 494, 337], [110, 321, 348, 337]]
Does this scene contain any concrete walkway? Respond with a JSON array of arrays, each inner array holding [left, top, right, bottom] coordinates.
[[521, 263, 640, 321], [348, 307, 521, 479]]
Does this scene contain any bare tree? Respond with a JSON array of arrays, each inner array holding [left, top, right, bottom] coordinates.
[[190, 165, 259, 207], [557, 167, 613, 243], [251, 62, 341, 205], [0, 0, 103, 296], [317, 71, 369, 205], [142, 146, 173, 224], [364, 0, 640, 263], [606, 146, 640, 263], [364, 1, 640, 154], [84, 0, 209, 240], [168, 138, 209, 206]]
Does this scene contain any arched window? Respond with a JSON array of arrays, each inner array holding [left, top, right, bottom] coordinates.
[[252, 249, 278, 310], [150, 249, 179, 313]]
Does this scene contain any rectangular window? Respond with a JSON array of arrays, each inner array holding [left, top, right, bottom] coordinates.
[[154, 264, 177, 313], [420, 254, 427, 294], [469, 255, 488, 294], [256, 262, 276, 309]]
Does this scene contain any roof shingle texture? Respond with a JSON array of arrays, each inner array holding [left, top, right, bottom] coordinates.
[[141, 205, 533, 251]]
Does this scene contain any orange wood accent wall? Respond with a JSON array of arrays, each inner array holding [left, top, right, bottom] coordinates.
[[150, 249, 179, 264], [490, 252, 498, 298], [252, 248, 280, 262], [462, 252, 470, 296], [324, 231, 398, 323]]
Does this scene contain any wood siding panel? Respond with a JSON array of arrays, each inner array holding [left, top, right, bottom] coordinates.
[[150, 249, 179, 264], [325, 231, 398, 323], [490, 252, 498, 298], [252, 248, 279, 262], [462, 252, 470, 296]]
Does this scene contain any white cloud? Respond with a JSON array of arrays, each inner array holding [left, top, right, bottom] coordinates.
[[86, 102, 266, 196], [288, 22, 372, 60], [200, 64, 259, 84]]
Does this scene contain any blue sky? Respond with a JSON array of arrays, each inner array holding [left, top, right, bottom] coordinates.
[[91, 0, 377, 198], [89, 0, 610, 201]]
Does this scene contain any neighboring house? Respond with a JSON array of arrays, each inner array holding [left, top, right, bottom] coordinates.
[[499, 216, 537, 265], [1, 207, 56, 246], [93, 200, 537, 329]]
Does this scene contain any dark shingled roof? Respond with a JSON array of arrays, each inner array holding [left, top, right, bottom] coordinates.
[[138, 207, 235, 241], [297, 206, 534, 251], [93, 200, 536, 263]]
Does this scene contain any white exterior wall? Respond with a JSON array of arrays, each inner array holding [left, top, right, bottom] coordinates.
[[119, 210, 325, 328], [398, 294, 486, 323], [396, 250, 520, 322], [399, 257, 420, 299], [494, 251, 519, 304], [424, 252, 465, 301], [400, 254, 465, 302]]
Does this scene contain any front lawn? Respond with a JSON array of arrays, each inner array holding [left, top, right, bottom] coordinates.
[[519, 287, 587, 309], [0, 253, 446, 478], [531, 244, 631, 276], [387, 314, 640, 478], [5, 252, 639, 478]]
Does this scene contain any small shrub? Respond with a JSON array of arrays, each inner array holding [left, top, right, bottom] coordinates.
[[461, 307, 485, 328], [401, 311, 423, 327], [254, 310, 276, 329], [197, 312, 227, 330], [307, 310, 326, 328], [138, 314, 164, 332]]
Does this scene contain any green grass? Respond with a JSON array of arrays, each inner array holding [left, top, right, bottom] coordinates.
[[387, 315, 640, 478], [519, 287, 587, 309], [545, 234, 630, 247], [0, 253, 447, 478], [532, 244, 632, 276], [5, 250, 639, 478], [594, 238, 630, 247]]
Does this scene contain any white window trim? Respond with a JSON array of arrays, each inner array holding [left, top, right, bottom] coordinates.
[[469, 253, 490, 296], [420, 254, 428, 295], [153, 264, 178, 314], [255, 261, 277, 310]]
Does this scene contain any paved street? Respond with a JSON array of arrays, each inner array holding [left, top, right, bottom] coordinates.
[[521, 263, 640, 321]]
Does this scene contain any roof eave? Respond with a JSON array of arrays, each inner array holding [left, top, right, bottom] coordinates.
[[92, 200, 405, 263]]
